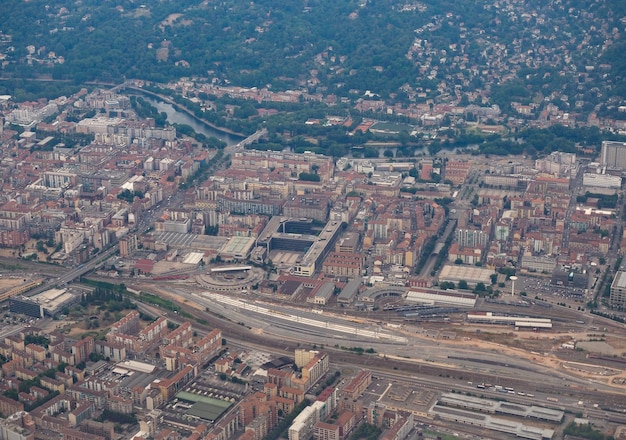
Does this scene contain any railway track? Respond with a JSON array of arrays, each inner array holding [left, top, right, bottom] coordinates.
[[131, 284, 626, 411]]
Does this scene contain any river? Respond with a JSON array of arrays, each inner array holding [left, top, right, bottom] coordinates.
[[140, 96, 242, 146], [139, 96, 477, 156]]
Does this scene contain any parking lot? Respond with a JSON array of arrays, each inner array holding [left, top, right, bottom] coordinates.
[[513, 274, 591, 303]]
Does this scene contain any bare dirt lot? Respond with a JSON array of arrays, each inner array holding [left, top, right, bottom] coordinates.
[[0, 278, 27, 291]]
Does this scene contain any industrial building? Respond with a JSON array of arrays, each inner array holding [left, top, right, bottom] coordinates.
[[10, 288, 78, 318], [338, 278, 362, 305], [309, 283, 335, 305], [438, 393, 563, 422], [292, 221, 343, 277], [430, 405, 554, 440], [9, 296, 44, 318], [521, 255, 557, 273], [405, 288, 477, 308], [0, 278, 44, 302], [438, 265, 494, 287], [467, 312, 552, 329], [256, 217, 343, 277], [256, 217, 317, 252], [582, 173, 622, 190], [430, 393, 559, 440], [219, 236, 256, 261]]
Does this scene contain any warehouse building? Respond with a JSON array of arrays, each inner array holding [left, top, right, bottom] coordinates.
[[438, 265, 494, 287]]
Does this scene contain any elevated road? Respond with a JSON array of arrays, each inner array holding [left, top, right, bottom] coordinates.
[[25, 244, 119, 297]]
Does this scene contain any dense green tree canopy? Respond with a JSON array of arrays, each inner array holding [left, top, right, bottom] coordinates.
[[0, 0, 622, 108]]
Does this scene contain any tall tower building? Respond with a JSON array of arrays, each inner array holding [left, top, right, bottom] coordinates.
[[600, 141, 626, 170]]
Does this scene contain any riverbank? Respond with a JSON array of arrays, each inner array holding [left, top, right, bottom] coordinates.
[[123, 85, 245, 138]]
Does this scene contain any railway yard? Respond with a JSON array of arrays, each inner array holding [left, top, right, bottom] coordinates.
[[5, 253, 626, 439], [126, 276, 626, 439]]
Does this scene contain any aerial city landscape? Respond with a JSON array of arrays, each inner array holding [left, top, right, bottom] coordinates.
[[0, 0, 626, 439]]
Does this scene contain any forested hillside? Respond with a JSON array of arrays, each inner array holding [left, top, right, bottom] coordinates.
[[0, 0, 624, 109]]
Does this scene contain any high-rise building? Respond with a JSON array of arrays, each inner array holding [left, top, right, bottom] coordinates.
[[455, 229, 489, 248], [71, 336, 94, 364], [610, 271, 626, 309], [119, 234, 138, 257], [600, 141, 626, 170]]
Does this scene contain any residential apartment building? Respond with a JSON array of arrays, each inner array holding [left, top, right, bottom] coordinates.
[[610, 271, 626, 309], [71, 337, 95, 365], [119, 234, 138, 257], [283, 196, 330, 222], [301, 353, 329, 389], [600, 141, 626, 171], [313, 412, 355, 440], [322, 252, 365, 278], [342, 371, 372, 401], [335, 232, 360, 253], [455, 228, 490, 249]]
